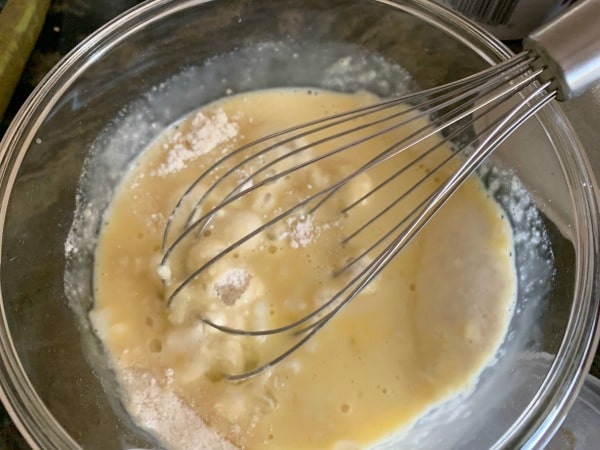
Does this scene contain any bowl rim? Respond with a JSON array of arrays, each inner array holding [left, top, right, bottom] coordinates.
[[0, 0, 598, 448]]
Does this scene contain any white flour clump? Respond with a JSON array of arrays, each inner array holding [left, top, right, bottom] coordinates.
[[120, 369, 237, 450], [213, 268, 252, 306], [282, 214, 330, 248], [153, 109, 238, 176]]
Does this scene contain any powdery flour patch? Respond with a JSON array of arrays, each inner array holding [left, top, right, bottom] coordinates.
[[120, 369, 236, 450], [214, 268, 252, 306], [153, 109, 238, 176], [282, 214, 330, 249]]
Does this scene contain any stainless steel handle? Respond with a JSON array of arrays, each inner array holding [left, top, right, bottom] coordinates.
[[524, 0, 600, 101]]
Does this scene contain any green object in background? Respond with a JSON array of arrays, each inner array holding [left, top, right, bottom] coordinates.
[[0, 0, 50, 121]]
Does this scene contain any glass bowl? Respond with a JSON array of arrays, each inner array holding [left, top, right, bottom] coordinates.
[[0, 0, 598, 449]]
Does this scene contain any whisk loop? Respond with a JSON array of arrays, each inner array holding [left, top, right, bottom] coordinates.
[[158, 49, 559, 381]]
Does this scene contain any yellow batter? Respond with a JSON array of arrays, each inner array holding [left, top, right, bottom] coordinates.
[[92, 89, 516, 449]]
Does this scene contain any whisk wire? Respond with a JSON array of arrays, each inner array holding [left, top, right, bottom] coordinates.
[[160, 49, 559, 381], [221, 83, 555, 381]]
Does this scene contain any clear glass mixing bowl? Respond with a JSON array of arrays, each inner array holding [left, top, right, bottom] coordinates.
[[0, 0, 598, 449]]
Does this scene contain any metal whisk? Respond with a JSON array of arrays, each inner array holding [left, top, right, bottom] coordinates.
[[160, 0, 600, 381]]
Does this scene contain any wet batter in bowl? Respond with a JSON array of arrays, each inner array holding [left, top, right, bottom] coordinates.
[[91, 88, 516, 449]]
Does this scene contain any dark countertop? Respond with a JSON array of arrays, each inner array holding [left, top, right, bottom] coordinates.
[[0, 1, 598, 448]]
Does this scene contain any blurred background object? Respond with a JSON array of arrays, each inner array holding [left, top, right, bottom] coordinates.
[[0, 0, 51, 120], [436, 0, 577, 40]]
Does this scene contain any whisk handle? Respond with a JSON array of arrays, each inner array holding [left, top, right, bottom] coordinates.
[[524, 0, 600, 101]]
